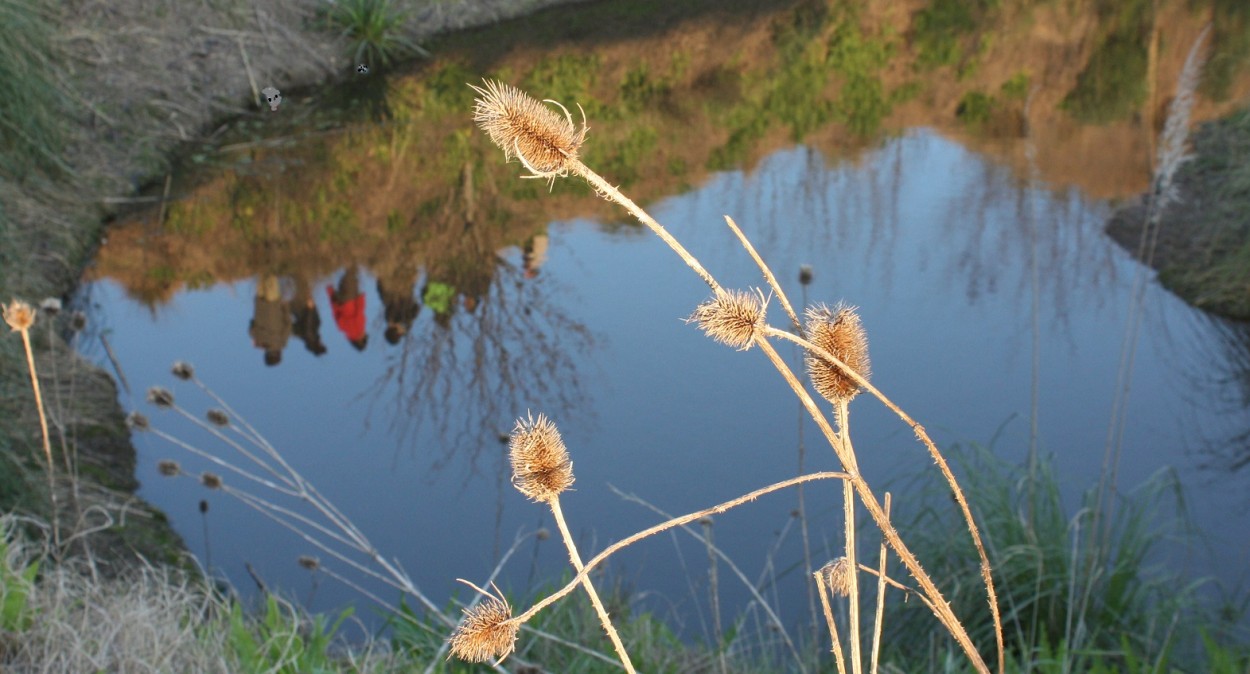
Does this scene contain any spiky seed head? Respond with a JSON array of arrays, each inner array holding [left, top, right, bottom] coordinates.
[[804, 303, 870, 405], [171, 361, 194, 381], [508, 413, 574, 502], [200, 472, 222, 490], [298, 555, 320, 571], [688, 289, 768, 351], [470, 79, 586, 179], [147, 386, 175, 409], [206, 409, 229, 427], [126, 411, 150, 431], [820, 557, 853, 597], [3, 300, 35, 332], [157, 460, 180, 477], [447, 586, 519, 664], [799, 264, 813, 286]]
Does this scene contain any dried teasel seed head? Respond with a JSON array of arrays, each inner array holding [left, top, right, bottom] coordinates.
[[698, 516, 713, 527], [126, 411, 150, 431], [298, 555, 320, 571], [799, 264, 813, 286], [199, 499, 209, 514], [171, 361, 194, 381], [447, 582, 519, 664], [470, 79, 587, 180], [688, 289, 768, 351], [206, 409, 229, 427], [535, 528, 550, 541], [147, 386, 175, 409], [508, 413, 574, 502], [804, 303, 870, 405], [818, 557, 853, 597], [3, 300, 35, 332], [69, 311, 87, 332], [200, 472, 222, 490], [157, 460, 180, 477]]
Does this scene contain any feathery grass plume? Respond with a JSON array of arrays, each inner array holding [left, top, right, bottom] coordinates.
[[205, 409, 229, 427], [508, 413, 574, 502], [200, 472, 222, 490], [805, 304, 870, 405], [3, 299, 35, 332], [157, 460, 180, 477], [470, 79, 587, 181], [126, 411, 150, 431], [147, 386, 175, 409], [171, 361, 194, 381], [688, 289, 768, 351], [821, 557, 853, 597], [447, 582, 519, 664]]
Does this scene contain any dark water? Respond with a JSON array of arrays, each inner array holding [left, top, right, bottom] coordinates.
[[80, 0, 1250, 648]]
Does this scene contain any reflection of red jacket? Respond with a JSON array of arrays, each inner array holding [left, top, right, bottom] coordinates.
[[327, 286, 366, 342]]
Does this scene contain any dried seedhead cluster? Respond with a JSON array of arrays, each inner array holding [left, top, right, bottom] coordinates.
[[508, 413, 575, 502], [689, 289, 768, 351], [2, 300, 35, 332], [805, 303, 870, 404], [448, 585, 520, 664], [470, 79, 587, 180]]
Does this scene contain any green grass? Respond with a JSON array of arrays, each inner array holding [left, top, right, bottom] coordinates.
[[322, 0, 423, 68], [879, 442, 1247, 672], [0, 0, 73, 181]]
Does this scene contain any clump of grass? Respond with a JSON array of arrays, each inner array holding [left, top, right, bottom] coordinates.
[[0, 0, 72, 180], [322, 0, 426, 68]]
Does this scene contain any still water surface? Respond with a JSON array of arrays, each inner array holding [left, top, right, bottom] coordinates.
[[79, 0, 1250, 645]]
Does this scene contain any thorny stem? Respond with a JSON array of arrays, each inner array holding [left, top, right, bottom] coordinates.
[[549, 497, 636, 673], [816, 567, 849, 674], [511, 472, 848, 625], [837, 400, 862, 674], [871, 494, 891, 674]]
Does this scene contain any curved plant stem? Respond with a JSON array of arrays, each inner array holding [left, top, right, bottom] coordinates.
[[548, 497, 636, 673], [511, 471, 848, 625]]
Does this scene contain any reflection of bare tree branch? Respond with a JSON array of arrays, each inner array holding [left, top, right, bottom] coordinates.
[[366, 256, 595, 472]]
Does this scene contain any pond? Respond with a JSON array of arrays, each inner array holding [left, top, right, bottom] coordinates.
[[80, 0, 1250, 649]]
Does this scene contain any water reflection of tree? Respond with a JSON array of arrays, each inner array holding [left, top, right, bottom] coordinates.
[[367, 253, 594, 470], [1184, 315, 1250, 475]]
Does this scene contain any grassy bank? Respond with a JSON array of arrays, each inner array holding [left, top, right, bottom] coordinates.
[[1108, 105, 1250, 321]]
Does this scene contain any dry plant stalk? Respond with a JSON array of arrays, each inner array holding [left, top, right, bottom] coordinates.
[[871, 494, 891, 674], [815, 560, 849, 674], [507, 414, 635, 673], [470, 80, 1001, 673], [4, 299, 59, 546]]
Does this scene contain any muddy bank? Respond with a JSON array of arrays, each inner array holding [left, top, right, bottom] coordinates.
[[1106, 106, 1250, 322]]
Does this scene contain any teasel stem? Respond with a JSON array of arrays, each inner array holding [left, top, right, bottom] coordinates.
[[815, 567, 849, 674], [548, 497, 636, 673], [723, 216, 802, 333], [5, 301, 59, 548], [764, 324, 999, 673], [510, 471, 848, 626], [836, 400, 862, 674], [870, 494, 891, 674]]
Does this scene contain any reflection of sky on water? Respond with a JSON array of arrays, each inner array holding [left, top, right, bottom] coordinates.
[[82, 129, 1250, 640]]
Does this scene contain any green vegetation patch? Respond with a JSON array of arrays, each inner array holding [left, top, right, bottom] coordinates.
[[0, 0, 73, 180], [910, 0, 998, 71], [1061, 0, 1153, 124]]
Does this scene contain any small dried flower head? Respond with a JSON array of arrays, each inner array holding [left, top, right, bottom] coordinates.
[[698, 516, 713, 527], [126, 411, 150, 431], [199, 499, 209, 514], [688, 289, 768, 351], [147, 386, 175, 409], [157, 460, 180, 477], [447, 582, 519, 664], [470, 79, 587, 180], [298, 555, 320, 571], [799, 264, 813, 286], [508, 413, 574, 502], [39, 298, 62, 315], [3, 300, 35, 332], [804, 303, 870, 405], [819, 557, 853, 597], [171, 361, 194, 381], [206, 409, 229, 427], [535, 528, 550, 541], [69, 311, 87, 332], [200, 472, 222, 490]]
